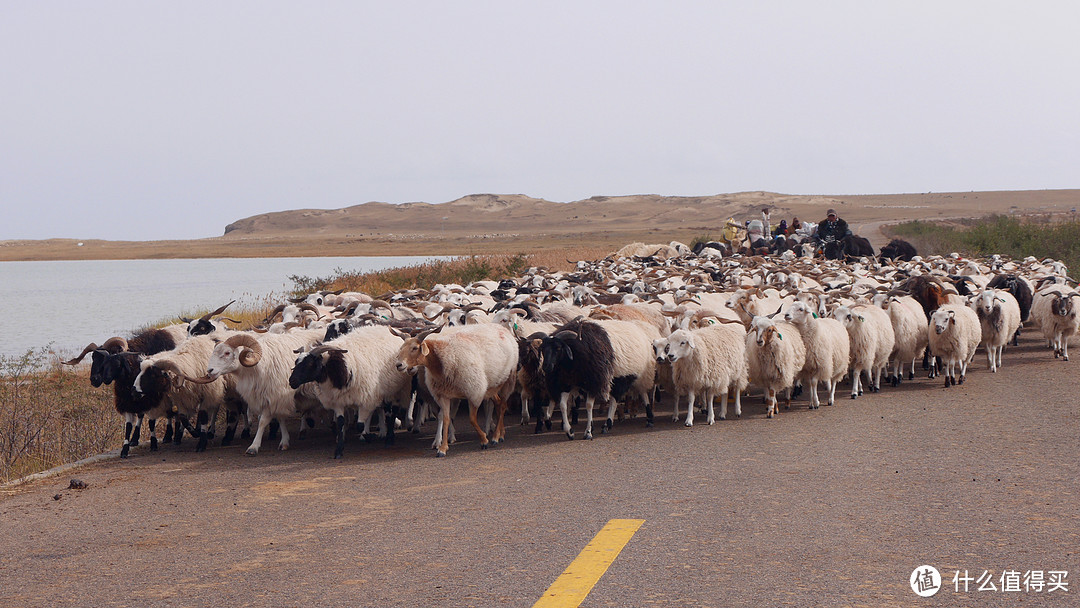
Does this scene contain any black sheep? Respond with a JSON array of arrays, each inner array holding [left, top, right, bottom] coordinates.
[[879, 238, 917, 262], [530, 318, 615, 440]]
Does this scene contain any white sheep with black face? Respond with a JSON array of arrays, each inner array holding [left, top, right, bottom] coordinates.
[[288, 326, 411, 459], [972, 288, 1022, 372], [653, 321, 747, 426], [928, 304, 982, 387]]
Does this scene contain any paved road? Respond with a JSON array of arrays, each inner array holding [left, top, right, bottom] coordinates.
[[2, 332, 1078, 607]]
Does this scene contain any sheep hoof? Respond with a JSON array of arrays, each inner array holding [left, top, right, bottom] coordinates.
[[958, 376, 965, 384], [435, 451, 446, 458], [645, 420, 654, 427], [120, 445, 130, 458], [149, 437, 158, 451], [566, 432, 575, 440], [684, 421, 693, 427], [584, 432, 593, 440], [719, 416, 726, 421], [908, 371, 915, 380], [708, 419, 715, 426], [333, 450, 343, 460], [671, 416, 680, 423], [850, 394, 857, 400], [545, 419, 553, 430], [605, 418, 613, 430], [196, 437, 208, 453], [278, 444, 289, 451], [480, 442, 489, 450], [245, 448, 258, 456]]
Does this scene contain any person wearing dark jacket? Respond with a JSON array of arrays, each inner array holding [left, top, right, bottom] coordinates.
[[817, 208, 850, 242]]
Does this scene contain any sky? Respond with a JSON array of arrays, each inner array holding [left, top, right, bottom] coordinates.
[[2, 1, 1078, 241]]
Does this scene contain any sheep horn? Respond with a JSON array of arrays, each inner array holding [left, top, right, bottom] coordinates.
[[262, 304, 288, 323], [307, 344, 347, 357], [224, 334, 262, 367], [415, 327, 439, 343], [336, 302, 361, 318], [296, 303, 321, 315], [199, 300, 235, 322], [287, 295, 307, 303], [155, 359, 217, 385], [62, 343, 100, 365], [178, 316, 194, 323], [101, 336, 129, 353]]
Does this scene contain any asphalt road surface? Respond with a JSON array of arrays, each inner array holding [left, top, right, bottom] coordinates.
[[2, 332, 1078, 607]]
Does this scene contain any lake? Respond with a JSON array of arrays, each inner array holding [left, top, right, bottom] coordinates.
[[0, 256, 449, 358]]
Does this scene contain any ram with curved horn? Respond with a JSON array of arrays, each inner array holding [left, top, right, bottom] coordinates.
[[203, 328, 325, 455]]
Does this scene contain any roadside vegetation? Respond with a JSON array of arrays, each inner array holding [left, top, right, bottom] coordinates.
[[0, 348, 115, 484], [888, 214, 1080, 272], [1, 248, 610, 484]]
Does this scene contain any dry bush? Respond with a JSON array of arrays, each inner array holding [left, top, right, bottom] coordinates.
[[0, 348, 116, 484]]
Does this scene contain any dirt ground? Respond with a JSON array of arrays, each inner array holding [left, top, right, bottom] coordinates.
[[2, 331, 1077, 607]]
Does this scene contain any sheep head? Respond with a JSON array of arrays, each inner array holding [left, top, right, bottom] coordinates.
[[206, 334, 262, 379]]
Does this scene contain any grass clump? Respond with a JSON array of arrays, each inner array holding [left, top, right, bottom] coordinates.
[[889, 215, 1080, 271], [0, 347, 116, 484]]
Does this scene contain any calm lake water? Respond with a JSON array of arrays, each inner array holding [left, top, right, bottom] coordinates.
[[0, 256, 448, 358]]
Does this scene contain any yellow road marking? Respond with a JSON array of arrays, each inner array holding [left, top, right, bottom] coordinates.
[[532, 519, 645, 607]]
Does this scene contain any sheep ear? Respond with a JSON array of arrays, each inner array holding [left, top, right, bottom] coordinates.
[[563, 344, 574, 361], [420, 342, 431, 357]]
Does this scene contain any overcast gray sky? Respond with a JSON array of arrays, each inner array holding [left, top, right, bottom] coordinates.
[[2, 1, 1078, 241]]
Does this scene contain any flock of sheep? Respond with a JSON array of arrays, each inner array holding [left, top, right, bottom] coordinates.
[[63, 238, 1080, 459]]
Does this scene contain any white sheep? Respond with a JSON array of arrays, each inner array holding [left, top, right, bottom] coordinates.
[[783, 301, 849, 409], [288, 325, 412, 458], [927, 304, 982, 386], [745, 316, 807, 418], [396, 324, 518, 456], [972, 288, 1022, 372], [1030, 285, 1080, 360], [654, 323, 748, 425], [201, 328, 326, 455], [593, 319, 658, 436], [832, 304, 895, 398], [872, 294, 929, 385]]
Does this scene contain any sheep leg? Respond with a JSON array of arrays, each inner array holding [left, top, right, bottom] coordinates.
[[671, 393, 681, 423], [684, 391, 696, 427], [130, 413, 143, 448], [195, 410, 210, 452], [482, 399, 494, 436], [719, 390, 729, 421], [120, 413, 135, 458], [333, 414, 347, 459], [706, 391, 717, 425], [246, 412, 273, 455], [148, 418, 158, 451], [435, 398, 453, 457], [162, 418, 174, 443], [468, 401, 491, 449], [733, 387, 742, 418], [1063, 336, 1070, 361], [809, 378, 820, 410], [766, 389, 777, 418], [603, 398, 618, 433], [383, 403, 396, 447], [850, 369, 860, 399], [826, 378, 838, 406], [520, 395, 530, 426], [559, 392, 574, 440], [491, 395, 508, 443], [583, 396, 596, 440], [222, 410, 238, 446]]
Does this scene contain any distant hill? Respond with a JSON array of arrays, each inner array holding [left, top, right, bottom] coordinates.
[[220, 190, 1080, 240]]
